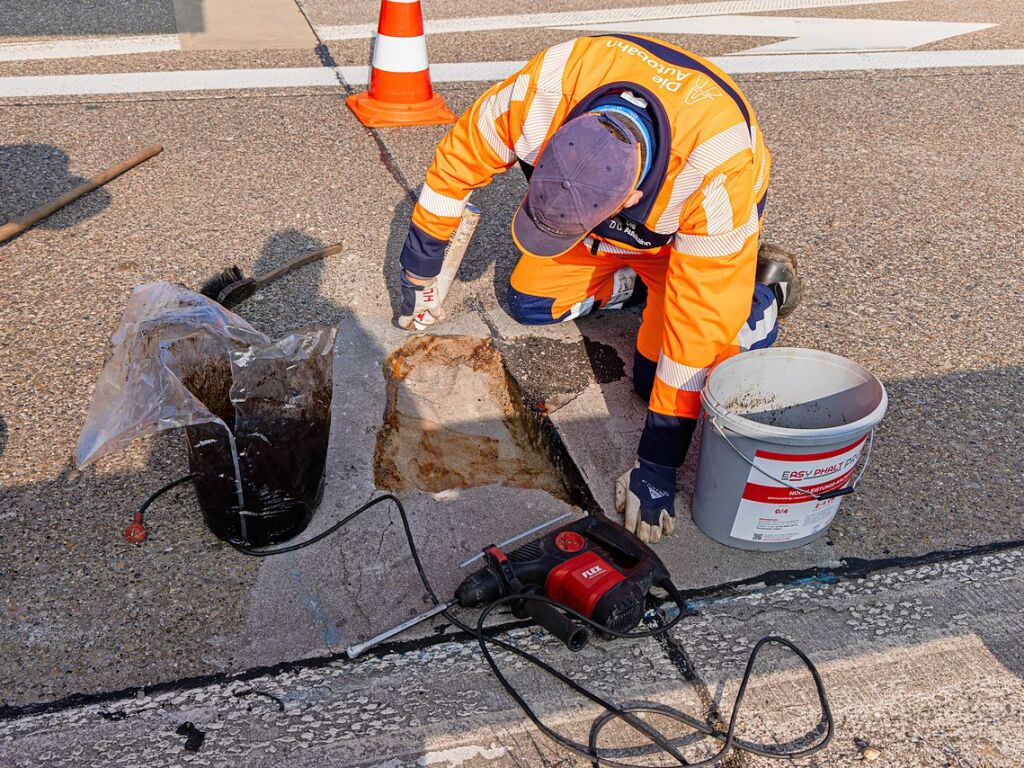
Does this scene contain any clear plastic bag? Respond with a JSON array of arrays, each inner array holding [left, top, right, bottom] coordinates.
[[76, 281, 337, 545], [75, 281, 269, 468]]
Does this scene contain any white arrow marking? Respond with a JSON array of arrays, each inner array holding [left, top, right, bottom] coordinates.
[[560, 15, 995, 54], [317, 0, 902, 41], [3, 50, 1024, 100]]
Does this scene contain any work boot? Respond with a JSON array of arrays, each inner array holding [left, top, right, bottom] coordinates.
[[622, 275, 648, 310], [756, 243, 802, 317], [603, 266, 645, 311], [603, 268, 648, 311]]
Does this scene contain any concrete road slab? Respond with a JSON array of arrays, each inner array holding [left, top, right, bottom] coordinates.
[[374, 66, 1024, 584], [316, 0, 1022, 67], [0, 47, 324, 79], [766, 0, 1024, 52], [324, 29, 778, 69], [0, 85, 593, 706], [173, 0, 318, 52], [681, 548, 1024, 767]]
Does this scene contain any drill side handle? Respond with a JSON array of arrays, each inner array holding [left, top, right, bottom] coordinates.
[[523, 598, 589, 652]]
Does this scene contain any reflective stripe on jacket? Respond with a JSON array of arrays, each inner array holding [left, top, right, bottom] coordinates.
[[399, 35, 771, 419]]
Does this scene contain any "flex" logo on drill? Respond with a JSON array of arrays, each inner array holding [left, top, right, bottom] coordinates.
[[581, 565, 605, 579]]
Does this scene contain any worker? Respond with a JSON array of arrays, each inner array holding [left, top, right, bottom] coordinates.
[[396, 35, 801, 543]]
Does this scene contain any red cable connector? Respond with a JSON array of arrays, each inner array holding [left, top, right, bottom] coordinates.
[[124, 511, 147, 543]]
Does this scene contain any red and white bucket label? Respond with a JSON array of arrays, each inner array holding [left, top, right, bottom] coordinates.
[[729, 435, 867, 543]]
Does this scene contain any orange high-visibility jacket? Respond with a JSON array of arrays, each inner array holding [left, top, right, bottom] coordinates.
[[400, 35, 771, 420]]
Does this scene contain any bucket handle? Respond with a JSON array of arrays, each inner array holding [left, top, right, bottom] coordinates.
[[709, 417, 875, 502]]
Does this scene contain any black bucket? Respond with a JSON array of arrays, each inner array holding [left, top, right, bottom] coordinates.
[[178, 327, 336, 547]]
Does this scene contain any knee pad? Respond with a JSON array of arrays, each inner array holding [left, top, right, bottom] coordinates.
[[507, 286, 559, 325]]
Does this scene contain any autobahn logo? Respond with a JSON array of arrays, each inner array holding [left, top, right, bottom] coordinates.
[[686, 75, 723, 104]]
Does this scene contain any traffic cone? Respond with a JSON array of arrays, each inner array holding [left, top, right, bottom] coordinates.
[[347, 0, 456, 127]]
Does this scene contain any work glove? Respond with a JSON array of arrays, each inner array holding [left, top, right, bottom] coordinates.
[[615, 458, 676, 544], [398, 271, 440, 330]]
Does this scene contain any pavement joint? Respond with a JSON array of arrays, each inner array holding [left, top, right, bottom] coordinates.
[[301, 26, 422, 206], [5, 538, 1021, 727], [8, 542, 1022, 765]]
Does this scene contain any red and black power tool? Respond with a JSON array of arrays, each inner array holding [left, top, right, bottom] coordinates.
[[455, 514, 676, 651]]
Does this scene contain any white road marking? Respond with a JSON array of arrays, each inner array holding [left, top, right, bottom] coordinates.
[[0, 34, 181, 63], [562, 15, 995, 54], [719, 48, 1024, 71], [0, 0, 988, 63], [315, 0, 902, 40], [2, 50, 1023, 99], [0, 67, 340, 98]]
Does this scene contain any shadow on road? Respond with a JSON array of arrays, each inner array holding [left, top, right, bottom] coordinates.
[[0, 144, 112, 235], [246, 228, 351, 334]]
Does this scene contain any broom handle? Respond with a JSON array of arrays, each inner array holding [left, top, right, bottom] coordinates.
[[254, 243, 344, 286], [0, 144, 163, 244]]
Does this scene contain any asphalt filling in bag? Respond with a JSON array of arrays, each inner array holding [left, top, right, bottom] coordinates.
[[75, 282, 336, 547]]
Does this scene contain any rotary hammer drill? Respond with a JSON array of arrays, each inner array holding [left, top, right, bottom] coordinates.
[[455, 514, 682, 650]]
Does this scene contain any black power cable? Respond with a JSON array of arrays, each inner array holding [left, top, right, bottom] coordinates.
[[124, 475, 194, 542], [136, 485, 833, 766], [472, 593, 832, 767]]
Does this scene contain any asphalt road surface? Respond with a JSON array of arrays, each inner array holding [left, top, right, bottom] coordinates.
[[1, 1, 1022, 765]]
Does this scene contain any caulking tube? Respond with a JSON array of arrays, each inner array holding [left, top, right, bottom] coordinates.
[[434, 203, 481, 309]]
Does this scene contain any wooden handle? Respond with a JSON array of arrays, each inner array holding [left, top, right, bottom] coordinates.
[[254, 243, 343, 287], [0, 143, 163, 244]]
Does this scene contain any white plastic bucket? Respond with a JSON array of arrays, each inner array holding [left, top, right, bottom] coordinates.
[[693, 348, 887, 551]]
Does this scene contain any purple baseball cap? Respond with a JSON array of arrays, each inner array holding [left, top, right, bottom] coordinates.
[[512, 113, 641, 258]]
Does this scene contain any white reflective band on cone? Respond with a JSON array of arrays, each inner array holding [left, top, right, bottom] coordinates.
[[373, 34, 429, 73]]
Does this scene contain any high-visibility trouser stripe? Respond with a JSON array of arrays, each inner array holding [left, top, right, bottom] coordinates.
[[373, 34, 428, 73], [656, 354, 708, 393], [514, 42, 572, 163], [510, 73, 530, 102], [418, 184, 469, 218], [736, 298, 778, 351], [654, 122, 752, 233], [700, 173, 733, 235], [674, 205, 758, 258], [477, 82, 517, 164]]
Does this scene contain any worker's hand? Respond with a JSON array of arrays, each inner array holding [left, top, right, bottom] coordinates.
[[615, 459, 676, 544], [398, 271, 440, 330]]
